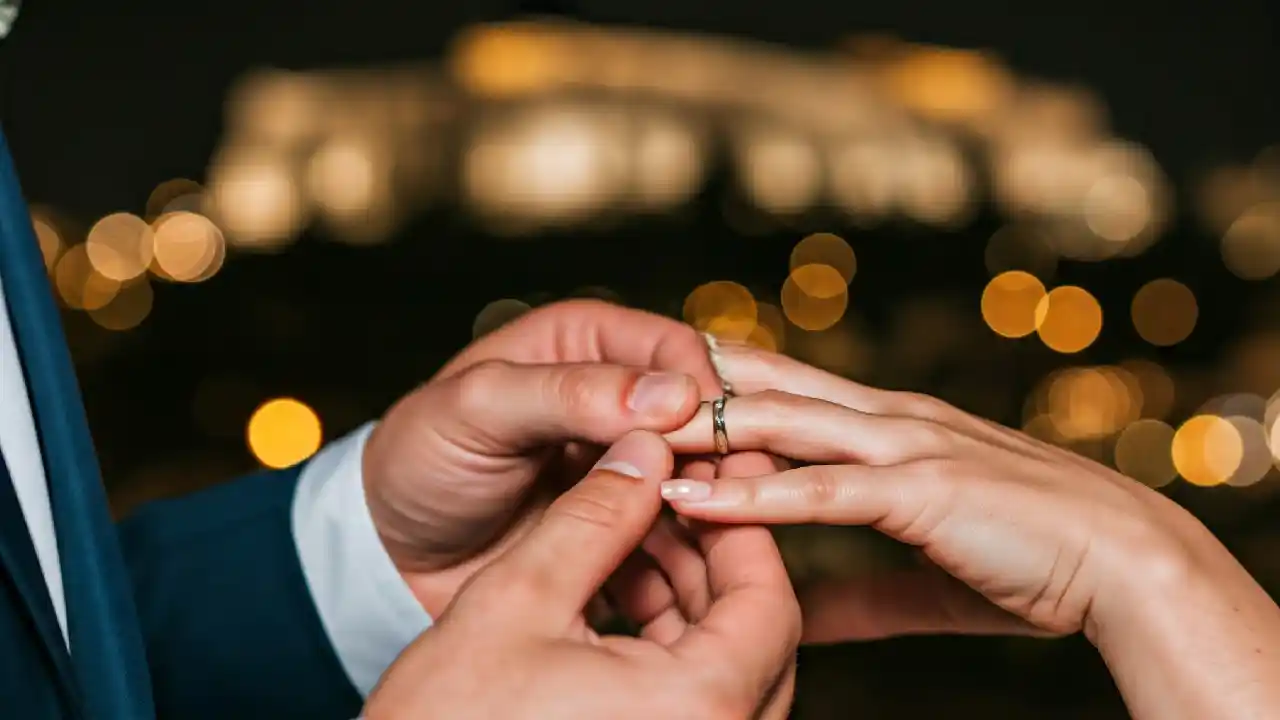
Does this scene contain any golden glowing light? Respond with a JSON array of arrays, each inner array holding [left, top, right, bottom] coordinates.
[[247, 398, 323, 469], [1114, 420, 1177, 488], [1130, 279, 1197, 347], [1035, 286, 1102, 354], [85, 213, 155, 282], [208, 150, 306, 250], [450, 24, 568, 98], [1041, 366, 1140, 440], [684, 281, 758, 341], [754, 302, 787, 353], [882, 46, 1013, 124], [146, 178, 204, 220], [790, 233, 856, 285], [151, 212, 226, 282], [1083, 174, 1152, 244], [632, 113, 705, 210], [1224, 416, 1271, 487], [736, 126, 821, 216], [88, 280, 154, 331], [464, 107, 626, 225], [1172, 415, 1242, 488], [30, 213, 62, 270], [1221, 202, 1280, 280], [781, 264, 849, 332], [54, 245, 120, 311], [981, 271, 1046, 339]]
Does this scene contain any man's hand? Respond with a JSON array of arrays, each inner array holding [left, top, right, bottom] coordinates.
[[360, 299, 726, 615], [362, 432, 801, 720]]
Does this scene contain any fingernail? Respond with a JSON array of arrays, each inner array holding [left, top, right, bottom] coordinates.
[[628, 373, 692, 415], [594, 439, 646, 478], [660, 479, 713, 501], [700, 333, 735, 395], [596, 460, 645, 478]]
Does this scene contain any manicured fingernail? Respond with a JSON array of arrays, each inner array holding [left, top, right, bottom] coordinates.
[[596, 461, 645, 478], [700, 333, 735, 395], [660, 479, 713, 501], [628, 373, 693, 415]]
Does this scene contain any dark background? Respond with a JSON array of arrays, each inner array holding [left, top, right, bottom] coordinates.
[[3, 0, 1279, 716]]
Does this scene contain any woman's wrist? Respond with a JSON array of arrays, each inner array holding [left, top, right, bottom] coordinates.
[[1085, 527, 1280, 719]]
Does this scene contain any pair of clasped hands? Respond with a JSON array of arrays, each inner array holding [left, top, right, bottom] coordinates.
[[360, 301, 1280, 720]]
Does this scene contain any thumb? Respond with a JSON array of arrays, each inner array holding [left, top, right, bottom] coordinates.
[[480, 431, 673, 630]]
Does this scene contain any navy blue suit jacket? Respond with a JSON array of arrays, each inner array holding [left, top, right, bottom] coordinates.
[[0, 128, 366, 719], [118, 467, 366, 719]]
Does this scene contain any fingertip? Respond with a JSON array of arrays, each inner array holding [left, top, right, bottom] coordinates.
[[597, 429, 675, 482]]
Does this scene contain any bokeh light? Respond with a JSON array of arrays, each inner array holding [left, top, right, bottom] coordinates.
[[781, 264, 849, 332], [1221, 202, 1280, 280], [30, 211, 63, 270], [1114, 419, 1177, 488], [1130, 278, 1197, 347], [1035, 285, 1102, 354], [684, 281, 758, 341], [1172, 414, 1242, 488], [247, 398, 323, 469], [151, 212, 226, 282], [981, 271, 1045, 338], [85, 213, 154, 282], [88, 280, 154, 332], [790, 232, 856, 285], [54, 244, 120, 311]]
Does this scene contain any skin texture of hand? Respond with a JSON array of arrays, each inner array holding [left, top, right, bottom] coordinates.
[[363, 432, 801, 720], [661, 343, 1280, 720], [361, 299, 725, 616]]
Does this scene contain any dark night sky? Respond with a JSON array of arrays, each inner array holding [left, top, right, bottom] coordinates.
[[1, 0, 1277, 214]]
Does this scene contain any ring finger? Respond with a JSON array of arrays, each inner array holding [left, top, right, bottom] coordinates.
[[664, 391, 965, 466]]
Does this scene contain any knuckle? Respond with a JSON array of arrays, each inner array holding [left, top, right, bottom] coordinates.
[[895, 391, 954, 420], [796, 466, 844, 508], [453, 359, 513, 415], [549, 365, 613, 414]]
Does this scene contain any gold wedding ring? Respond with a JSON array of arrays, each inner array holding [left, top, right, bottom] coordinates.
[[711, 395, 730, 454]]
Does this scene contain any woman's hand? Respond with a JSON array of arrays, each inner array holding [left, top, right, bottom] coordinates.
[[661, 343, 1280, 719]]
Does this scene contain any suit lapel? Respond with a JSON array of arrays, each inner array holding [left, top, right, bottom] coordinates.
[[0, 128, 155, 719], [0, 446, 79, 707]]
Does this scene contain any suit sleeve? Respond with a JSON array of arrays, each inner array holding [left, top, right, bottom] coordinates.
[[116, 424, 430, 719]]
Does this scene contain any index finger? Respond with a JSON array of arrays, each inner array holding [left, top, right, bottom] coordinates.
[[674, 524, 800, 703], [443, 299, 726, 399]]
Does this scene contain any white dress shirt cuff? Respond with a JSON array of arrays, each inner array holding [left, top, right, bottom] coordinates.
[[291, 422, 433, 697]]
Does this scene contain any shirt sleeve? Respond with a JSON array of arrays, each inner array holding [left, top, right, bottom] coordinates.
[[290, 422, 433, 697]]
